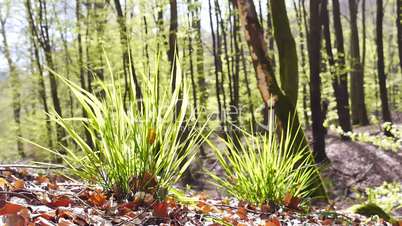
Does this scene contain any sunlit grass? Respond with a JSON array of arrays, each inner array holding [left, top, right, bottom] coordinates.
[[26, 58, 208, 199], [207, 111, 319, 205]]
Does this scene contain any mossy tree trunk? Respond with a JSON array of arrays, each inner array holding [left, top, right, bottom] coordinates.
[[270, 0, 299, 107]]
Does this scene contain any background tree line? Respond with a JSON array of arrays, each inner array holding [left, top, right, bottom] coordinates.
[[0, 0, 401, 162]]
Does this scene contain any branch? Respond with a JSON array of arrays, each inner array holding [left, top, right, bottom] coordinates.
[[0, 164, 65, 170]]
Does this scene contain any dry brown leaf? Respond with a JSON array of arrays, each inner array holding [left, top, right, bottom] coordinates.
[[265, 218, 281, 226], [47, 196, 72, 208], [236, 207, 248, 220], [88, 190, 107, 207], [152, 201, 168, 218], [13, 179, 25, 190], [283, 192, 300, 209], [0, 201, 26, 215]]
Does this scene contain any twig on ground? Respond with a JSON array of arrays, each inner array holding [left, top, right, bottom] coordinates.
[[0, 164, 65, 170]]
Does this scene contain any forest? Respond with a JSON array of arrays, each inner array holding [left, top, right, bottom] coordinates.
[[0, 0, 401, 225]]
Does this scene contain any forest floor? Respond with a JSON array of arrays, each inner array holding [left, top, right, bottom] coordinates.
[[0, 116, 401, 225]]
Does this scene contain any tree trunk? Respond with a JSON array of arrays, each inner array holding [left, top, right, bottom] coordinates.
[[113, 0, 142, 106], [270, 0, 299, 106], [26, 0, 67, 157], [0, 14, 24, 158], [192, 0, 207, 120], [231, 0, 309, 157], [332, 0, 352, 133], [376, 0, 392, 122], [25, 1, 53, 149], [168, 0, 178, 88], [308, 0, 328, 163], [322, 0, 352, 134], [397, 0, 402, 71], [209, 0, 225, 131], [349, 0, 369, 125]]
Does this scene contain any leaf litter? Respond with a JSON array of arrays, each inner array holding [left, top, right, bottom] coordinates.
[[0, 167, 398, 225]]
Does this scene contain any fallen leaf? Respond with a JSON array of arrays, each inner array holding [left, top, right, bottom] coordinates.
[[265, 218, 281, 226], [152, 201, 168, 218], [283, 192, 300, 209], [322, 219, 333, 225], [88, 190, 107, 207], [13, 179, 25, 190], [35, 175, 49, 185], [0, 178, 10, 189], [236, 207, 248, 220], [47, 196, 72, 208], [0, 201, 25, 215]]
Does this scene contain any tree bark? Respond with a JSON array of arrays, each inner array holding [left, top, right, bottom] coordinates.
[[308, 0, 328, 163], [113, 0, 142, 106], [209, 0, 225, 131], [25, 1, 53, 149], [349, 0, 369, 125], [397, 0, 402, 71], [26, 0, 67, 157], [231, 0, 309, 157], [270, 0, 299, 106], [322, 0, 352, 134], [376, 0, 392, 122]]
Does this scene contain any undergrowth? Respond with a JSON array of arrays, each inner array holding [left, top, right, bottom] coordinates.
[[207, 112, 320, 205], [27, 60, 208, 199]]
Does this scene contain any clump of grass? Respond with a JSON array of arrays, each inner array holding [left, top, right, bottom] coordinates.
[[208, 112, 319, 205], [30, 60, 207, 199]]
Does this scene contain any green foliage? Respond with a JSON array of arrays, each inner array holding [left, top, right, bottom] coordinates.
[[366, 182, 402, 214], [207, 113, 319, 205], [354, 203, 392, 222], [330, 124, 402, 151], [27, 60, 208, 198]]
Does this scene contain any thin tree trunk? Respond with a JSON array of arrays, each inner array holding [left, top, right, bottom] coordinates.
[[397, 0, 402, 71], [113, 0, 142, 106], [231, 0, 309, 157], [376, 0, 392, 122], [308, 0, 328, 163], [192, 0, 207, 119], [208, 0, 224, 131], [349, 0, 369, 125], [168, 0, 178, 90], [25, 1, 52, 149], [293, 0, 310, 128], [0, 14, 24, 158], [270, 0, 299, 106], [322, 0, 352, 134], [27, 0, 67, 157]]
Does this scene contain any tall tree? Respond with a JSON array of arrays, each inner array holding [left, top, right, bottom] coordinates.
[[168, 0, 179, 90], [25, 1, 53, 149], [349, 0, 369, 125], [0, 8, 24, 158], [376, 0, 392, 122], [208, 0, 225, 131], [270, 0, 299, 106], [230, 0, 309, 159], [113, 0, 142, 105], [308, 0, 328, 163], [397, 0, 402, 71], [322, 0, 352, 134], [192, 0, 207, 119], [26, 0, 67, 156]]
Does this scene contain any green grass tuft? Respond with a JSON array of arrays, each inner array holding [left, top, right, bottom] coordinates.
[[207, 112, 319, 205]]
